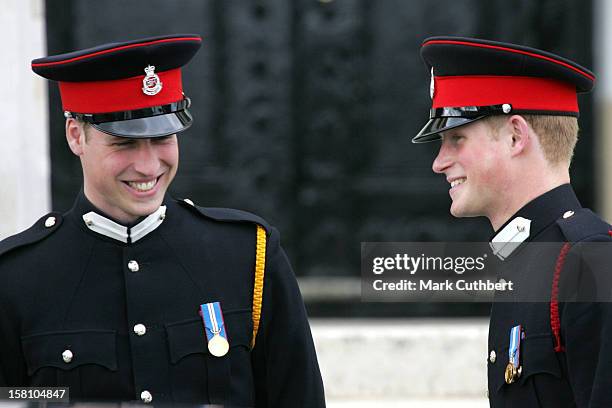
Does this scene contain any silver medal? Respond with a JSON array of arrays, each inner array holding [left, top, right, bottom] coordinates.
[[208, 333, 230, 357]]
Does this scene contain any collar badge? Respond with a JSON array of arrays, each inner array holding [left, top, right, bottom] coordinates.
[[142, 65, 162, 96]]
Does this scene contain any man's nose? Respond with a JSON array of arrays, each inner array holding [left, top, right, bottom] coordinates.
[[432, 144, 451, 174], [132, 140, 160, 175]]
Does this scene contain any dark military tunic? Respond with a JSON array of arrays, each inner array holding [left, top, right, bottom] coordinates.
[[487, 184, 612, 407], [0, 192, 326, 407]]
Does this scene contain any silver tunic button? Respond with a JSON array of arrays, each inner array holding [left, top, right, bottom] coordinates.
[[563, 210, 575, 219], [183, 198, 194, 206], [140, 390, 152, 403], [489, 350, 496, 363], [44, 216, 56, 228], [134, 324, 147, 336], [62, 349, 73, 363], [128, 260, 139, 272]]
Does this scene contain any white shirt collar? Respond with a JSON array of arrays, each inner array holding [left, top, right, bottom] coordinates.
[[82, 206, 167, 243], [489, 216, 531, 261]]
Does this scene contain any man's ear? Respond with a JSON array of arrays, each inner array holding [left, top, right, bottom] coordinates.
[[65, 118, 85, 156], [507, 115, 532, 157]]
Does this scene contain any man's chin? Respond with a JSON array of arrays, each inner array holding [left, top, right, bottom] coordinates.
[[450, 204, 482, 219], [449, 200, 462, 217], [124, 197, 165, 219], [449, 200, 471, 218], [450, 209, 464, 218]]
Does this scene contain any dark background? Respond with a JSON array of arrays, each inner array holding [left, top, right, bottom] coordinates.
[[45, 0, 594, 317]]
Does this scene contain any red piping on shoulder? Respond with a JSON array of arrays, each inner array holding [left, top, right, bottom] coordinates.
[[551, 242, 571, 353]]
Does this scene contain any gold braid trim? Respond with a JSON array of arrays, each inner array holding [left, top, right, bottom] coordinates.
[[251, 224, 267, 349]]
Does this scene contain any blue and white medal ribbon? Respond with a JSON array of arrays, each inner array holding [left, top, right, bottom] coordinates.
[[199, 302, 230, 357], [504, 324, 523, 384]]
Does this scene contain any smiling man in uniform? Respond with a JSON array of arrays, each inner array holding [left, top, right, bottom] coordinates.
[[0, 34, 325, 407], [414, 36, 612, 407]]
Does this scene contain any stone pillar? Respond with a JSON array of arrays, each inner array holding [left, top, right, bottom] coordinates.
[[595, 0, 612, 222], [0, 0, 50, 240]]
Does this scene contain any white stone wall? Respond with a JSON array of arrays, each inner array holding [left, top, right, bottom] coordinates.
[[311, 318, 489, 406], [0, 0, 50, 240]]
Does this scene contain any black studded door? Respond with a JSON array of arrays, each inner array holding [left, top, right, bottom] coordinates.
[[46, 0, 594, 316]]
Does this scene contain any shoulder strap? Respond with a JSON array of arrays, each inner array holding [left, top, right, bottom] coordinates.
[[556, 208, 612, 242], [251, 224, 267, 349], [178, 198, 271, 232], [0, 213, 63, 257]]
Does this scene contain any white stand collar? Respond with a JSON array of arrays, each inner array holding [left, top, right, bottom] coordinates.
[[82, 206, 167, 243], [489, 216, 531, 260]]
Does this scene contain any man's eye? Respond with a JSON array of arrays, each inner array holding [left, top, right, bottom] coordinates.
[[153, 136, 173, 144], [113, 140, 134, 146]]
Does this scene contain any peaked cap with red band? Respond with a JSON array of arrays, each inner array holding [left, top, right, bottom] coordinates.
[[32, 34, 202, 138], [413, 36, 595, 143]]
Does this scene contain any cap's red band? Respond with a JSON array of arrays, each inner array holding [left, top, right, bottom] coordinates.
[[432, 75, 578, 112], [59, 68, 183, 113]]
